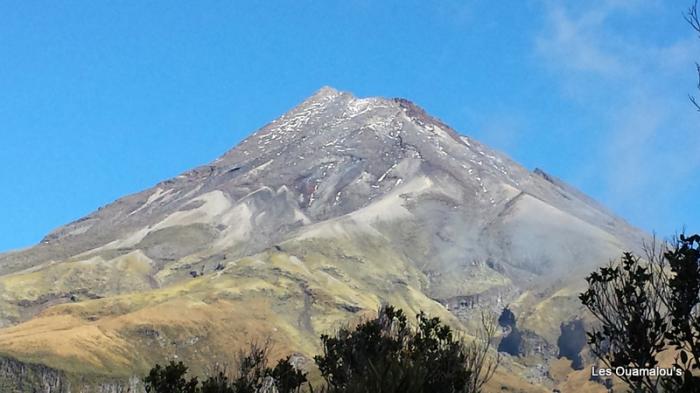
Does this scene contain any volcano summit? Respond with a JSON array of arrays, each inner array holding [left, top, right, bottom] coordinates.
[[0, 87, 645, 392]]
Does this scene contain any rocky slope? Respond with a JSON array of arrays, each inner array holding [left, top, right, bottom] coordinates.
[[0, 87, 646, 392]]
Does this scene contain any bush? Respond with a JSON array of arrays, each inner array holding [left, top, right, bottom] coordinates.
[[314, 306, 499, 393], [144, 361, 199, 393], [144, 344, 306, 393], [580, 234, 700, 392]]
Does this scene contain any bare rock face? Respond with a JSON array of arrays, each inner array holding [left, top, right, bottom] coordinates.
[[0, 87, 647, 391]]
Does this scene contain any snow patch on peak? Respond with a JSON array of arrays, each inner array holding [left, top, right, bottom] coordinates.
[[345, 97, 389, 117], [313, 86, 342, 99], [346, 98, 374, 116]]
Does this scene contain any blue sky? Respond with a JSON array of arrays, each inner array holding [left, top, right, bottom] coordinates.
[[0, 0, 698, 251]]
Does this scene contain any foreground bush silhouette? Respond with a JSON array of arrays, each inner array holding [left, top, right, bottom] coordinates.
[[145, 305, 498, 393], [144, 343, 306, 393], [144, 361, 199, 393], [314, 305, 499, 393], [580, 234, 700, 392]]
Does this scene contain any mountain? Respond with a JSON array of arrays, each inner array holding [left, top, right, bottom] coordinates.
[[0, 87, 646, 392]]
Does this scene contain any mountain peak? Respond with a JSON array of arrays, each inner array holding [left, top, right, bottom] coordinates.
[[12, 87, 646, 274], [0, 87, 650, 393], [312, 85, 342, 98]]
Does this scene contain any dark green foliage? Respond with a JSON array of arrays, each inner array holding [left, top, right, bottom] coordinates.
[[580, 252, 667, 391], [411, 312, 472, 392], [230, 344, 271, 393], [580, 234, 700, 392], [314, 306, 498, 393], [659, 234, 700, 392], [144, 345, 306, 393], [314, 306, 411, 391], [200, 372, 235, 393], [272, 356, 308, 393], [144, 361, 199, 393]]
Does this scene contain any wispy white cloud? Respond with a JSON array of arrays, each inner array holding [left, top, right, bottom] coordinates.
[[534, 0, 700, 233], [536, 4, 624, 76]]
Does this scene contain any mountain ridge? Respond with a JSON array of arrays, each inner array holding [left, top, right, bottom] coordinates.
[[9, 87, 637, 253]]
